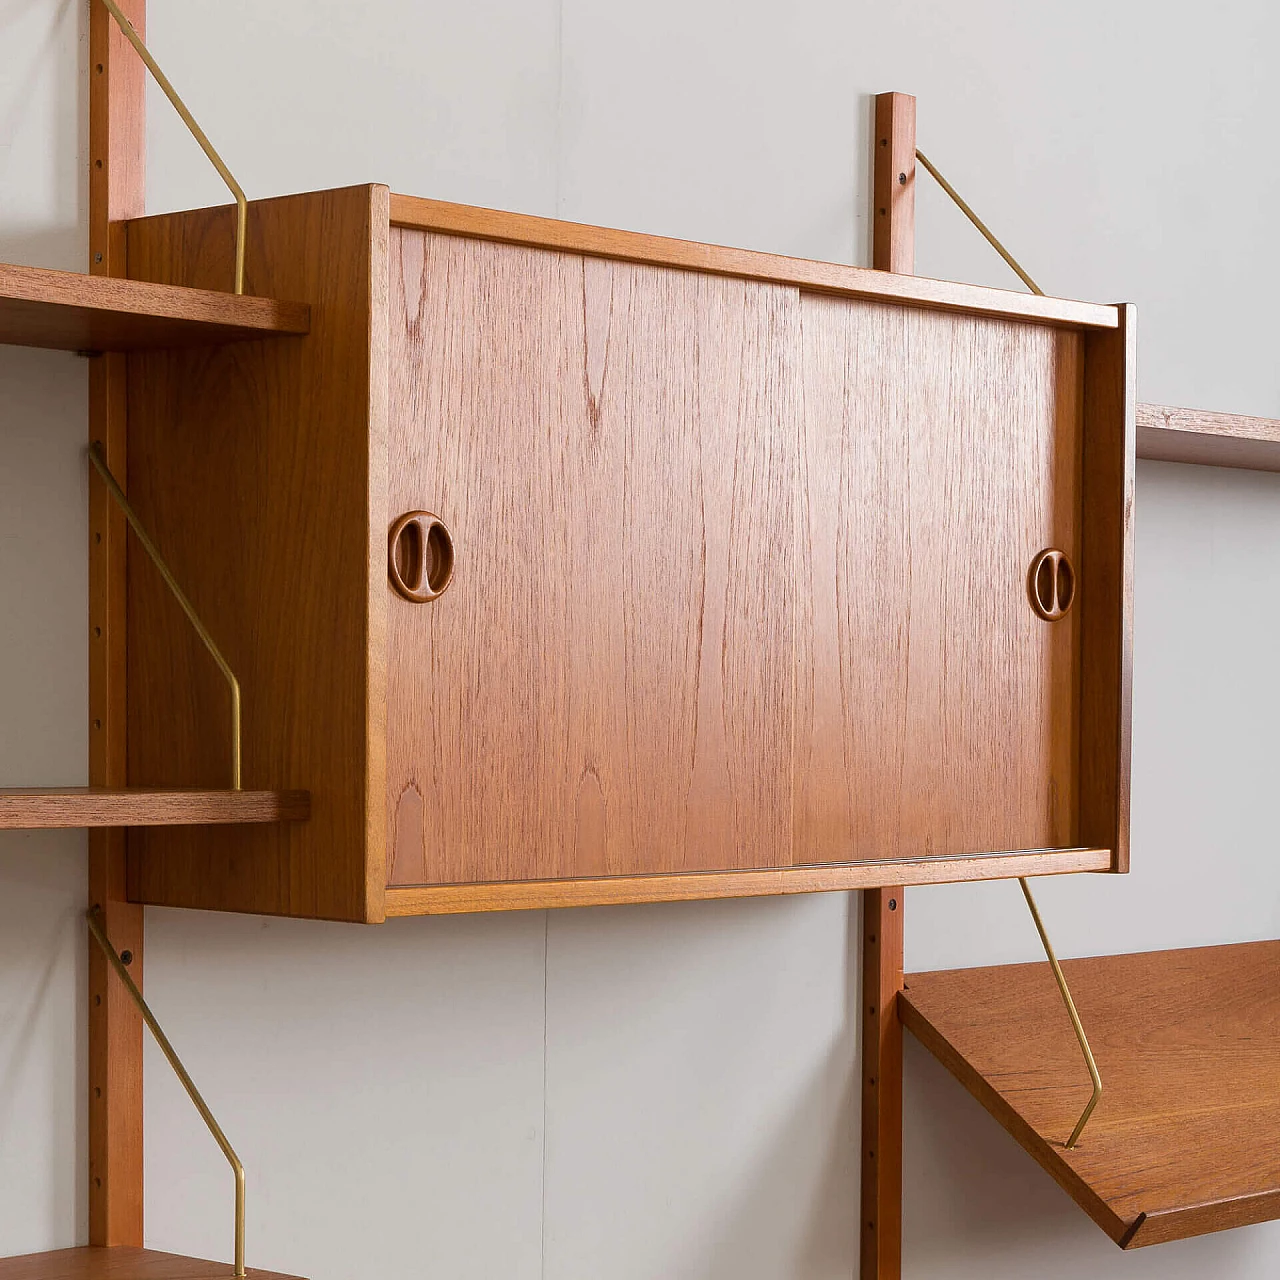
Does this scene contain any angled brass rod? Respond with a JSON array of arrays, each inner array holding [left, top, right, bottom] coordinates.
[[88, 442, 242, 789], [87, 907, 247, 1277], [1018, 878, 1103, 1149], [97, 0, 248, 294], [914, 148, 1044, 297]]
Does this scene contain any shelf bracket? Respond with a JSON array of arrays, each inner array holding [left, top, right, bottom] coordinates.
[[88, 442, 242, 789], [914, 146, 1044, 296], [97, 0, 249, 294], [87, 907, 248, 1278], [1018, 877, 1103, 1148]]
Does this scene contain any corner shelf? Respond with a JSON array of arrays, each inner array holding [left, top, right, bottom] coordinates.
[[0, 788, 310, 829], [1137, 402, 1280, 473], [0, 1246, 304, 1278], [901, 940, 1280, 1249], [0, 262, 309, 352]]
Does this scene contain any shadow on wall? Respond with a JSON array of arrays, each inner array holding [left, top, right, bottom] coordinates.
[[0, 833, 88, 1253], [540, 890, 862, 1280], [694, 889, 859, 1279], [698, 972, 859, 1279], [0, 0, 85, 272], [902, 1035, 1277, 1280]]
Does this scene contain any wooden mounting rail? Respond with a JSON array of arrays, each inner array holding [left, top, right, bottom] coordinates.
[[86, 909, 249, 1278]]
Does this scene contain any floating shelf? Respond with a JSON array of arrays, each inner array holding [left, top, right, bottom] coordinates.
[[0, 1246, 304, 1279], [1137, 402, 1280, 473], [0, 788, 310, 829], [0, 262, 310, 352], [901, 940, 1280, 1248]]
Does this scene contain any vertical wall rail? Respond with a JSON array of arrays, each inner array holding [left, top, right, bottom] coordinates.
[[859, 87, 916, 1280], [88, 0, 146, 1248], [873, 91, 916, 275], [861, 887, 905, 1280]]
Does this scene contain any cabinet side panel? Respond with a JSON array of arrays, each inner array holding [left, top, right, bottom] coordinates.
[[798, 297, 1083, 859], [124, 187, 381, 921], [386, 228, 799, 884], [1079, 305, 1136, 871]]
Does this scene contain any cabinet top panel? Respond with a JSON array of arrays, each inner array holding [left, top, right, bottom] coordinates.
[[390, 191, 1119, 332]]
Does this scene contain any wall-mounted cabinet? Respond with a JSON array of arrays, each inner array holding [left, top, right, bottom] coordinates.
[[118, 184, 1133, 923]]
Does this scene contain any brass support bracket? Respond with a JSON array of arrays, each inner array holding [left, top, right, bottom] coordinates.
[[97, 0, 249, 294], [87, 907, 248, 1277], [1018, 878, 1103, 1148], [914, 147, 1044, 296], [88, 442, 242, 789]]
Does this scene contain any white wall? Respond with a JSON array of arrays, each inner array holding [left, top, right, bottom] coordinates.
[[2, 0, 1279, 1276]]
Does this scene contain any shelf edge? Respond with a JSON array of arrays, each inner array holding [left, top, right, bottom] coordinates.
[[385, 847, 1112, 915], [0, 788, 311, 828]]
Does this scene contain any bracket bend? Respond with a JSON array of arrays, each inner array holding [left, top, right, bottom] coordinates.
[[88, 442, 242, 790], [87, 907, 248, 1277], [97, 0, 249, 294], [1018, 877, 1103, 1148]]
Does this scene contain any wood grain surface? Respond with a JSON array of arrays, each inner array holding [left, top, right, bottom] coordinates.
[[1079, 308, 1136, 871], [385, 223, 1123, 898], [383, 847, 1111, 915], [902, 941, 1280, 1248], [873, 92, 916, 275], [1137, 401, 1280, 473], [862, 93, 914, 1280], [797, 297, 1084, 860], [88, 0, 146, 1247], [861, 888, 904, 1280], [0, 1248, 303, 1280], [387, 229, 800, 884], [0, 262, 309, 351], [389, 193, 1118, 331], [123, 186, 388, 922], [0, 789, 309, 829]]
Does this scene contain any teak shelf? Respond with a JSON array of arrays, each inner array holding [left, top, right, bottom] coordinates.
[[0, 1247, 303, 1279], [0, 262, 309, 352], [1136, 402, 1280, 473], [901, 941, 1280, 1249], [0, 788, 309, 829]]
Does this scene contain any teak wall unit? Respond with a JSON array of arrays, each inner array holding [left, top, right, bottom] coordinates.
[[7, 6, 1277, 1272], [115, 185, 1133, 925]]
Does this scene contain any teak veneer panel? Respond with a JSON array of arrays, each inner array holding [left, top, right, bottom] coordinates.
[[796, 297, 1083, 859], [0, 788, 309, 828], [0, 262, 309, 351], [388, 232, 799, 883], [123, 185, 388, 922], [1137, 402, 1280, 473], [0, 1248, 303, 1280], [389, 193, 1118, 331], [901, 941, 1280, 1248]]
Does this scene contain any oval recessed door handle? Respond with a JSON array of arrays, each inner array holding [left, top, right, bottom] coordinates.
[[1028, 548, 1075, 621], [389, 511, 455, 603]]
